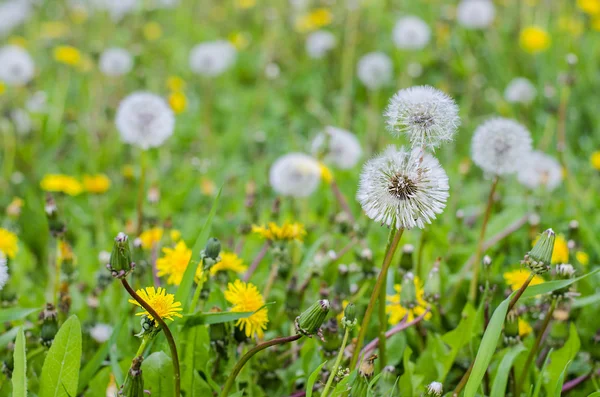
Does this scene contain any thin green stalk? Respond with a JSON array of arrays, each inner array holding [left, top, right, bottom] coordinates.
[[136, 150, 148, 236], [350, 228, 404, 368], [321, 327, 350, 397], [378, 228, 397, 371], [189, 276, 205, 314], [507, 272, 535, 313]]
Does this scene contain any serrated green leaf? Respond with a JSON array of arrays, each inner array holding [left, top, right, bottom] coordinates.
[[39, 315, 82, 397], [490, 345, 526, 397], [12, 327, 27, 397], [0, 307, 40, 323], [142, 351, 174, 396], [306, 361, 327, 397]]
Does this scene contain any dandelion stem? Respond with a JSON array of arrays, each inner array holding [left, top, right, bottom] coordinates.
[[321, 327, 351, 397], [263, 261, 280, 299], [330, 180, 356, 224], [221, 334, 302, 397], [507, 272, 535, 313], [377, 227, 397, 370], [350, 228, 404, 369], [121, 278, 180, 397], [468, 175, 499, 303], [452, 361, 474, 397]]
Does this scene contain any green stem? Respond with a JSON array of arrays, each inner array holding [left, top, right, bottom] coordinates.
[[121, 279, 180, 397], [220, 334, 302, 397], [350, 228, 404, 368], [136, 150, 147, 236], [378, 228, 397, 371], [321, 327, 351, 397], [507, 272, 535, 313], [189, 276, 206, 314]]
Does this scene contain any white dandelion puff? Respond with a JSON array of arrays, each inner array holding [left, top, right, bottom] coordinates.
[[94, 0, 138, 21], [471, 117, 532, 176], [0, 0, 31, 37], [0, 252, 9, 291], [357, 52, 393, 90], [357, 146, 449, 230], [392, 16, 431, 50], [311, 126, 362, 169], [456, 0, 495, 29], [115, 92, 175, 150], [517, 151, 562, 191], [189, 40, 237, 77], [384, 85, 460, 149], [0, 45, 35, 86], [504, 77, 537, 105], [269, 153, 321, 197], [426, 381, 444, 397], [89, 323, 113, 343], [305, 30, 337, 59], [99, 47, 133, 77]]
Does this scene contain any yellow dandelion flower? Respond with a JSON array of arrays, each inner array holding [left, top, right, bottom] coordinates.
[[200, 178, 216, 196], [128, 287, 183, 324], [235, 0, 256, 9], [533, 234, 568, 264], [170, 229, 181, 242], [8, 36, 27, 48], [386, 277, 432, 324], [58, 240, 76, 264], [576, 251, 589, 266], [590, 151, 600, 170], [122, 164, 135, 179], [518, 319, 532, 337], [168, 92, 187, 114], [40, 174, 83, 196], [0, 228, 19, 259], [143, 22, 163, 41], [139, 227, 164, 250], [41, 21, 70, 39], [225, 280, 269, 338], [295, 8, 333, 33], [54, 45, 82, 66], [229, 32, 249, 50], [336, 300, 349, 323], [519, 27, 550, 53], [6, 197, 24, 218], [0, 82, 5, 95], [210, 252, 247, 276], [319, 163, 333, 184], [558, 17, 584, 37], [503, 269, 545, 291], [83, 174, 111, 194], [156, 241, 193, 286], [166, 76, 185, 92], [251, 222, 306, 242], [577, 0, 600, 14]]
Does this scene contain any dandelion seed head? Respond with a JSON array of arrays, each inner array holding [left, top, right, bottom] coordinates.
[[89, 323, 113, 343], [517, 151, 562, 191], [456, 0, 495, 29], [384, 86, 460, 149], [115, 92, 175, 150], [269, 153, 321, 197], [94, 0, 138, 21], [0, 45, 35, 86], [392, 16, 431, 50], [305, 30, 336, 59], [0, 0, 31, 37], [99, 47, 133, 77], [311, 126, 362, 169], [504, 77, 537, 104], [357, 146, 449, 230], [189, 40, 237, 77], [0, 252, 9, 291], [357, 52, 393, 90], [426, 381, 444, 397], [471, 117, 532, 176]]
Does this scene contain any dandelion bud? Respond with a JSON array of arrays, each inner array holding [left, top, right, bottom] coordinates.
[[400, 272, 417, 308], [202, 237, 221, 268], [523, 228, 555, 275], [320, 319, 342, 357], [118, 356, 144, 397], [504, 309, 520, 346], [134, 315, 159, 339], [424, 259, 441, 302], [45, 194, 66, 237], [39, 303, 58, 347], [107, 232, 135, 279], [425, 381, 443, 397], [295, 299, 330, 339], [399, 244, 414, 272], [341, 303, 357, 329]]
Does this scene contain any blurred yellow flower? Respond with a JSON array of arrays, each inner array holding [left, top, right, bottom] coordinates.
[[41, 21, 70, 39], [58, 240, 76, 264], [252, 222, 306, 242], [577, 0, 600, 14], [200, 178, 216, 196], [54, 46, 82, 66], [122, 164, 135, 179], [143, 22, 162, 41], [139, 227, 163, 249], [295, 8, 333, 33], [0, 228, 19, 259], [593, 17, 600, 31], [229, 32, 249, 50], [225, 279, 269, 338], [129, 286, 183, 324], [235, 0, 256, 9], [168, 92, 187, 114], [83, 174, 111, 194], [590, 151, 600, 170], [503, 269, 544, 291], [0, 82, 5, 95], [386, 277, 432, 324], [210, 252, 247, 275], [519, 27, 550, 53], [156, 241, 192, 286], [40, 174, 83, 196], [170, 229, 181, 242], [319, 163, 333, 184], [576, 251, 589, 266], [558, 17, 584, 37], [336, 299, 349, 323], [6, 197, 24, 218], [70, 7, 88, 24], [518, 319, 532, 336], [167, 76, 185, 92], [8, 36, 27, 47]]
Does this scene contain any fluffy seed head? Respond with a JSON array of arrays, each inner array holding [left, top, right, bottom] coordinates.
[[357, 146, 449, 230], [504, 77, 537, 104], [0, 0, 31, 37], [517, 151, 562, 191], [189, 40, 237, 77], [95, 0, 138, 21], [99, 47, 133, 77], [305, 30, 336, 59], [311, 126, 362, 169], [269, 153, 321, 197], [357, 52, 393, 90], [471, 117, 532, 175], [89, 323, 113, 343], [384, 86, 460, 149], [426, 381, 443, 397], [0, 45, 35, 86], [116, 92, 175, 150], [0, 253, 8, 291], [392, 16, 431, 50], [456, 0, 495, 29]]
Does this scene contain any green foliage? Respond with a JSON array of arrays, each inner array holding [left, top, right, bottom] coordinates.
[[142, 352, 174, 396], [306, 361, 327, 397], [12, 327, 27, 397], [543, 323, 580, 396]]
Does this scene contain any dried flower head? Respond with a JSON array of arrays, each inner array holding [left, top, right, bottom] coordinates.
[[269, 153, 321, 197], [456, 0, 495, 29], [392, 16, 431, 50], [99, 47, 133, 77], [357, 52, 393, 90], [0, 45, 35, 86], [311, 126, 362, 169], [517, 151, 562, 192], [116, 92, 175, 149], [504, 77, 537, 104], [471, 117, 532, 176], [305, 30, 336, 59], [384, 86, 460, 149], [357, 146, 449, 230], [189, 40, 237, 77]]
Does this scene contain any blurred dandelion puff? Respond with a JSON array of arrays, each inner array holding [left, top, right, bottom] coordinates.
[[0, 45, 35, 86], [269, 153, 321, 197], [311, 126, 362, 169], [517, 151, 562, 192], [357, 52, 393, 91], [189, 40, 237, 77]]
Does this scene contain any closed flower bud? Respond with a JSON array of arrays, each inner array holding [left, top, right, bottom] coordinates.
[[203, 237, 221, 261], [504, 309, 520, 345], [400, 272, 417, 308], [424, 260, 441, 303], [295, 299, 330, 340], [523, 228, 555, 274], [134, 315, 159, 339], [39, 303, 59, 347], [118, 356, 145, 397], [341, 303, 357, 329], [107, 232, 135, 278], [426, 381, 443, 397]]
